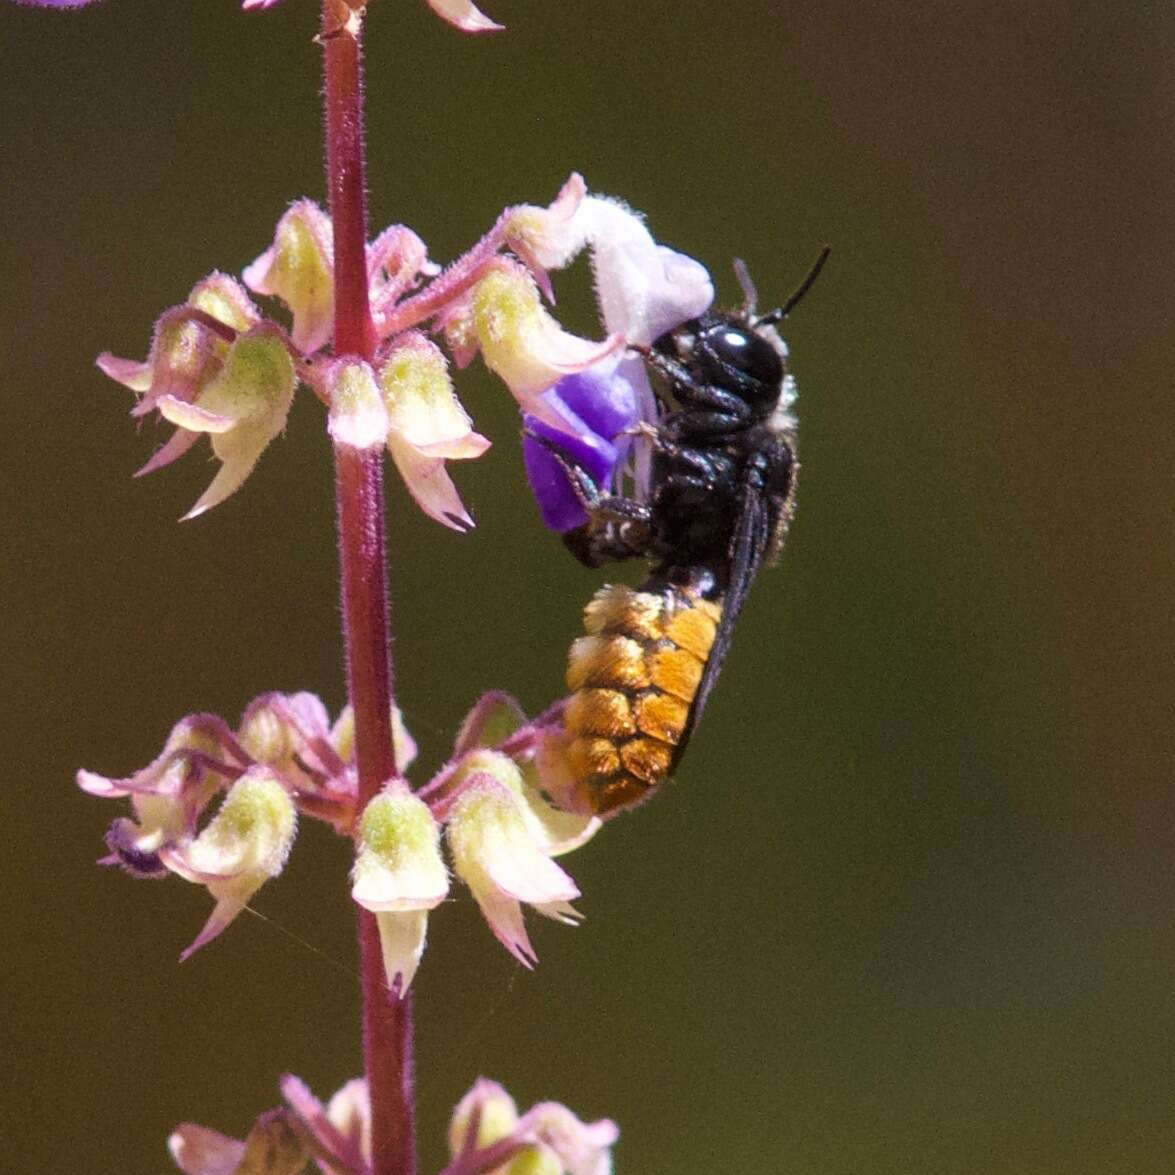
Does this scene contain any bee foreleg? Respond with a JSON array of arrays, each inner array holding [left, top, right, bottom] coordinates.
[[671, 384, 755, 428], [526, 427, 653, 523], [666, 407, 750, 441]]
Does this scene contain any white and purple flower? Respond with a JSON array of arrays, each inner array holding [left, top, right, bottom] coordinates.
[[515, 194, 714, 533]]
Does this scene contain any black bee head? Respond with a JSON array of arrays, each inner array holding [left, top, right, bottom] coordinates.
[[657, 313, 787, 417], [696, 318, 785, 406]]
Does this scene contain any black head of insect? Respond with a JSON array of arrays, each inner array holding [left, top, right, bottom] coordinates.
[[652, 315, 786, 418], [648, 245, 828, 427]]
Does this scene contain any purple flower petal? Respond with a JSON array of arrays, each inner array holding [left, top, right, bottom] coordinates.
[[523, 422, 612, 533], [522, 353, 658, 532], [552, 361, 640, 440], [522, 355, 648, 531]]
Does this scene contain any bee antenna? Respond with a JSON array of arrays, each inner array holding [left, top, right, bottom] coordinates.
[[733, 257, 759, 316], [756, 245, 831, 325]]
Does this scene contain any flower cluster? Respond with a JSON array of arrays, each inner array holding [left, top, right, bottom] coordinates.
[[77, 160, 722, 1013], [34, 0, 728, 1167], [169, 1073, 617, 1175], [81, 177, 716, 987], [97, 174, 712, 530], [80, 690, 596, 986]]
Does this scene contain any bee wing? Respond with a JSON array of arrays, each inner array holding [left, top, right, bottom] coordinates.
[[672, 479, 776, 767]]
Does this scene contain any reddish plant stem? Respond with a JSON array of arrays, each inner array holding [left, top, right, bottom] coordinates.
[[322, 6, 416, 1175], [323, 6, 377, 362]]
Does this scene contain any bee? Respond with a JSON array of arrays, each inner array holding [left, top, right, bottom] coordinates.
[[538, 250, 828, 816]]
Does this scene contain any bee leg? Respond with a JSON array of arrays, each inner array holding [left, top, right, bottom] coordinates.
[[522, 426, 597, 496], [566, 486, 652, 566], [641, 352, 757, 426], [564, 474, 653, 550], [639, 345, 740, 413], [525, 428, 652, 524], [661, 445, 723, 483], [563, 524, 644, 568], [654, 471, 712, 501], [675, 385, 756, 430], [590, 495, 653, 524], [638, 347, 696, 391]]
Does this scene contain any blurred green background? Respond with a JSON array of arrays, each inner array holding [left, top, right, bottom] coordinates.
[[3, 1, 1173, 1171]]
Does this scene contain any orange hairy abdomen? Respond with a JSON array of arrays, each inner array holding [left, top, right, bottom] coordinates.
[[561, 583, 721, 815]]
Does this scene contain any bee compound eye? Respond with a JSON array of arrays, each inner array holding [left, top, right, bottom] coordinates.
[[709, 325, 783, 384]]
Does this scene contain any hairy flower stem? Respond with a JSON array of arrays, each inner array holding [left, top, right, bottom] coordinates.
[[322, 5, 416, 1174]]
